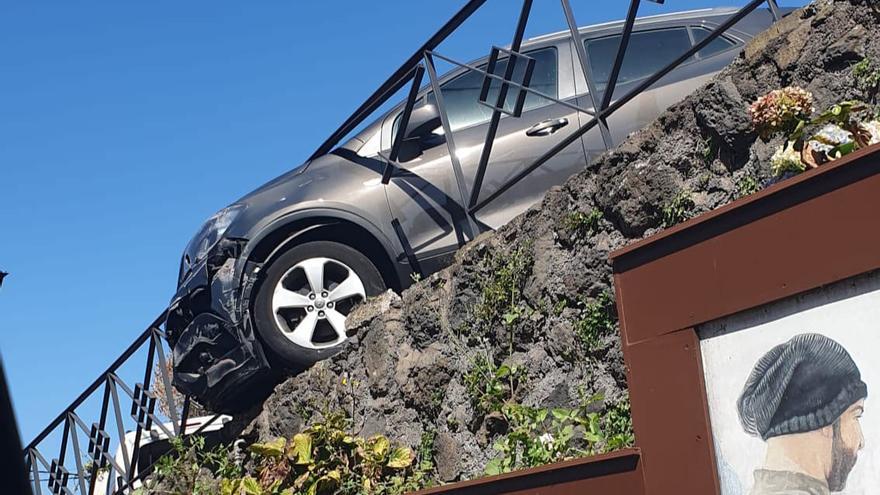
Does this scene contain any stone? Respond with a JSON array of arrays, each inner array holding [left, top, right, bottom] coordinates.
[[434, 432, 461, 482], [694, 78, 756, 159]]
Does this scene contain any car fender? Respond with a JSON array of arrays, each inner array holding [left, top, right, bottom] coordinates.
[[231, 205, 407, 301]]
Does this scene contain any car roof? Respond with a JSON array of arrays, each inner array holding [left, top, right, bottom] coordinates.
[[526, 7, 742, 44]]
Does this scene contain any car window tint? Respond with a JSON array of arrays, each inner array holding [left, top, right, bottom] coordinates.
[[586, 27, 693, 91], [691, 27, 736, 58], [426, 47, 557, 132]]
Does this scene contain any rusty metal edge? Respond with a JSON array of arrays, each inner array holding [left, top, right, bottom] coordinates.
[[409, 448, 642, 494]]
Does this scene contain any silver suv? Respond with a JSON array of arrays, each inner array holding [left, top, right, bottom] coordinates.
[[167, 7, 782, 409]]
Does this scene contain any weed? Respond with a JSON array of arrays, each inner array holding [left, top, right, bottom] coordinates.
[[552, 298, 568, 317], [574, 292, 616, 352], [735, 174, 760, 198], [417, 430, 436, 473], [483, 392, 633, 476], [146, 435, 241, 495], [854, 58, 880, 102], [701, 136, 717, 164], [602, 398, 636, 451], [464, 353, 525, 416], [562, 209, 603, 240], [475, 245, 533, 325], [661, 191, 695, 228], [230, 412, 426, 495]]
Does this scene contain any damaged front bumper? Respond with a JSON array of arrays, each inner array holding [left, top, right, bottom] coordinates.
[[165, 240, 270, 411]]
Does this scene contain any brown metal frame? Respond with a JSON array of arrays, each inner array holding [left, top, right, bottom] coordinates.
[[610, 143, 880, 493], [412, 449, 644, 495]]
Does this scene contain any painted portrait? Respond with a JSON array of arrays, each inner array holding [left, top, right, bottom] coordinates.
[[699, 271, 879, 494]]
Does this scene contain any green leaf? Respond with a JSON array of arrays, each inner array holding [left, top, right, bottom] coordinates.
[[221, 478, 242, 495], [484, 458, 504, 476], [289, 433, 313, 465], [496, 364, 511, 379], [250, 438, 286, 459], [241, 476, 263, 495], [314, 470, 341, 493], [536, 409, 548, 423], [387, 447, 415, 469], [367, 435, 391, 462], [551, 408, 570, 421]]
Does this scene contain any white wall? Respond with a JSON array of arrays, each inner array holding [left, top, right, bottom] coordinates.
[[699, 270, 880, 495]]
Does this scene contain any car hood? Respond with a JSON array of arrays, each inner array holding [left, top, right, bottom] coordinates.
[[223, 148, 388, 240]]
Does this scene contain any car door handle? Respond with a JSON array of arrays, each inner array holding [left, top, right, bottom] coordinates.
[[526, 118, 569, 137]]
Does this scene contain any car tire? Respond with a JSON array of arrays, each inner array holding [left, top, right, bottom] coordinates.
[[253, 241, 386, 366]]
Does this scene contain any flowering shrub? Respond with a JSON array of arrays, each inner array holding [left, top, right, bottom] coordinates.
[[749, 86, 814, 139], [749, 88, 880, 178]]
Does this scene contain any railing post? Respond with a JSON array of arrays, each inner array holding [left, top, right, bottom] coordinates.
[[470, 0, 534, 208], [423, 51, 477, 244], [561, 0, 613, 150]]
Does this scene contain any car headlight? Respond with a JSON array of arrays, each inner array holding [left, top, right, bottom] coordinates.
[[186, 204, 246, 264]]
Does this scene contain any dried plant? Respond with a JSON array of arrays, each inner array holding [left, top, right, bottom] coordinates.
[[749, 86, 814, 139]]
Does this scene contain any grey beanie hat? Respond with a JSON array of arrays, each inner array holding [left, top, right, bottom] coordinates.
[[737, 333, 867, 440]]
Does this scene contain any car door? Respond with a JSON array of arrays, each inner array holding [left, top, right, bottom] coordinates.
[[382, 40, 586, 272]]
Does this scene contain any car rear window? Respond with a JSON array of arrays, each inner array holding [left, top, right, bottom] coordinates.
[[586, 27, 693, 92], [691, 26, 736, 58]]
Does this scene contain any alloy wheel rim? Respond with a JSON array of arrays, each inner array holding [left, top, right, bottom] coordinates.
[[271, 257, 366, 349]]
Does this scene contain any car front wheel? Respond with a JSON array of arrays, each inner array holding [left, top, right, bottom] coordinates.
[[253, 241, 386, 366]]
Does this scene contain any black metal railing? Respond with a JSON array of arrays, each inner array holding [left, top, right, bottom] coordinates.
[[22, 312, 216, 495], [24, 1, 783, 493]]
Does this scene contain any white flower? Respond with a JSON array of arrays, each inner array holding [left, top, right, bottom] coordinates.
[[814, 123, 854, 147], [863, 120, 880, 145], [539, 433, 555, 446], [770, 141, 805, 177]]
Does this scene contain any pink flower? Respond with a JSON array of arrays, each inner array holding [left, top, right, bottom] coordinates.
[[749, 86, 814, 138]]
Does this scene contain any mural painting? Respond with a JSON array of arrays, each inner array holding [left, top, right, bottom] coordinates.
[[699, 272, 879, 494]]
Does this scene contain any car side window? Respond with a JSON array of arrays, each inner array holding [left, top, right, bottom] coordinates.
[[586, 27, 693, 92], [690, 26, 736, 59], [424, 47, 558, 133]]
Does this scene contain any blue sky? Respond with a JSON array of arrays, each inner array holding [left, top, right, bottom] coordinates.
[[1, 0, 798, 444]]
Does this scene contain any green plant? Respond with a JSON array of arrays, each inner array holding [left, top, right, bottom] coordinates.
[[409, 272, 422, 283], [602, 398, 635, 451], [475, 245, 533, 325], [483, 393, 632, 476], [146, 435, 241, 495], [735, 174, 760, 198], [574, 292, 616, 352], [224, 412, 425, 495], [701, 136, 717, 164], [417, 430, 436, 473], [661, 191, 695, 228], [562, 209, 603, 239], [854, 58, 880, 101], [464, 353, 524, 416]]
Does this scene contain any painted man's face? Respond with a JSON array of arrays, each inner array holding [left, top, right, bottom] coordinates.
[[828, 399, 865, 491]]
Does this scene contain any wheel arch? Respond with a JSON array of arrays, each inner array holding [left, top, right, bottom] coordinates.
[[242, 210, 406, 292]]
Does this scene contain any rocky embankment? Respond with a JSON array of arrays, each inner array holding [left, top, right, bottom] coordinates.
[[153, 0, 880, 491]]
